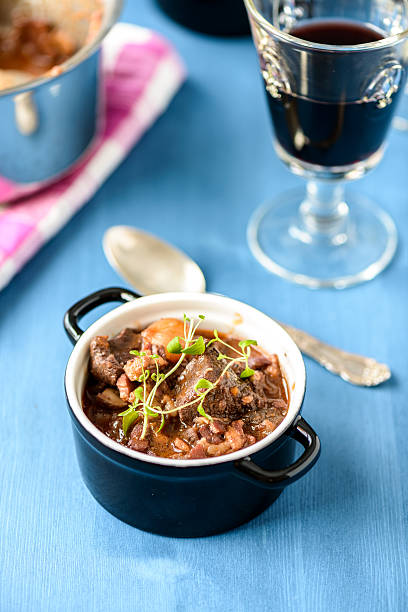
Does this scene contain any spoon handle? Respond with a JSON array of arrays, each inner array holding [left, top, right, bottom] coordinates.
[[279, 322, 391, 387]]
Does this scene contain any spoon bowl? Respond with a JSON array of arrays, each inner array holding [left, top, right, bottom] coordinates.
[[103, 226, 206, 295]]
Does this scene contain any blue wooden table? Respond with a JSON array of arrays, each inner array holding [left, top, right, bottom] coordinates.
[[1, 2, 407, 610]]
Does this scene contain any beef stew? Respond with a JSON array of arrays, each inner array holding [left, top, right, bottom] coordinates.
[[82, 316, 289, 459], [0, 16, 77, 78]]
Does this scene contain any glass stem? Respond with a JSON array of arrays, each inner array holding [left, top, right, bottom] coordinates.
[[298, 180, 349, 242]]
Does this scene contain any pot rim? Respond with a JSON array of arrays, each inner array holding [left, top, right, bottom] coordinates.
[[65, 291, 306, 468], [0, 0, 123, 98]]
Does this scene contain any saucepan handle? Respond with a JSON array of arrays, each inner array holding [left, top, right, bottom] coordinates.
[[63, 287, 141, 345], [234, 417, 320, 489]]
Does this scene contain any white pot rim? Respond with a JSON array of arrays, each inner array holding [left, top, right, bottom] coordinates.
[[65, 291, 306, 468]]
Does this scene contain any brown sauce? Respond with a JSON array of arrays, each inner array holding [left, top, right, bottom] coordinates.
[[82, 320, 290, 460], [0, 17, 77, 77]]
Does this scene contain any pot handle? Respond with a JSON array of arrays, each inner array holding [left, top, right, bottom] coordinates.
[[64, 287, 141, 345], [234, 417, 320, 489]]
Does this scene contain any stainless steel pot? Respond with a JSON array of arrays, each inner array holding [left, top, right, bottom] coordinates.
[[0, 0, 123, 184]]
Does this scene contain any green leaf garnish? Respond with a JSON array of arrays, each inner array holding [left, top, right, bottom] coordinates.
[[216, 353, 229, 360], [157, 413, 165, 433], [153, 373, 165, 383], [240, 367, 255, 379], [119, 406, 133, 417], [119, 407, 140, 436], [131, 386, 144, 405], [197, 402, 212, 420], [198, 314, 205, 320], [181, 336, 205, 355], [129, 349, 140, 356], [151, 372, 165, 383], [183, 314, 190, 322], [167, 336, 182, 354], [144, 405, 159, 417], [137, 370, 150, 383], [194, 378, 214, 395], [238, 340, 258, 349]]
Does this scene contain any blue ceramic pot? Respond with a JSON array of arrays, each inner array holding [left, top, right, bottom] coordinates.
[[64, 288, 320, 537]]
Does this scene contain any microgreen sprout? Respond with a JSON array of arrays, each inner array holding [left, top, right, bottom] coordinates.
[[119, 314, 257, 439], [207, 333, 257, 378]]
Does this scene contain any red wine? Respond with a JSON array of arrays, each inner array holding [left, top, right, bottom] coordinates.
[[290, 19, 383, 45], [265, 20, 401, 167]]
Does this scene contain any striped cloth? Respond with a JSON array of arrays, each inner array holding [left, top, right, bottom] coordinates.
[[0, 23, 185, 291]]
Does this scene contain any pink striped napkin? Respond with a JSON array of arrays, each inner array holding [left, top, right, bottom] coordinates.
[[0, 23, 185, 291]]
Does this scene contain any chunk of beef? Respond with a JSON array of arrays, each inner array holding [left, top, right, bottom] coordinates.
[[108, 328, 142, 366], [198, 424, 223, 444], [185, 439, 209, 459], [116, 373, 135, 402], [194, 417, 227, 444], [175, 348, 257, 425], [183, 427, 199, 445], [128, 422, 149, 452], [173, 437, 190, 453], [265, 355, 282, 379], [89, 329, 142, 386], [96, 388, 126, 410], [226, 420, 247, 450], [248, 347, 273, 370], [130, 439, 149, 453], [243, 369, 288, 428], [192, 420, 255, 458], [207, 419, 256, 457], [124, 354, 167, 382], [89, 336, 123, 386], [257, 418, 281, 434], [209, 419, 227, 435], [206, 420, 248, 456], [244, 403, 286, 426], [250, 369, 281, 403]]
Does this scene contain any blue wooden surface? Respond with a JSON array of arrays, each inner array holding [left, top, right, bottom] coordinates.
[[1, 2, 408, 611]]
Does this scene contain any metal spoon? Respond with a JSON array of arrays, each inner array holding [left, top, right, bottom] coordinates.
[[103, 226, 206, 294], [103, 225, 391, 387]]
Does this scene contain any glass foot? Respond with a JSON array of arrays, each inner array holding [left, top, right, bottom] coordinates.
[[247, 188, 397, 289]]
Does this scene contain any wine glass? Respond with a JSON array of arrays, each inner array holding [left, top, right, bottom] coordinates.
[[243, 0, 408, 288], [393, 83, 408, 131]]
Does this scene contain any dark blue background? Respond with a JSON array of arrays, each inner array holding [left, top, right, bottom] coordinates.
[[1, 1, 407, 610]]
